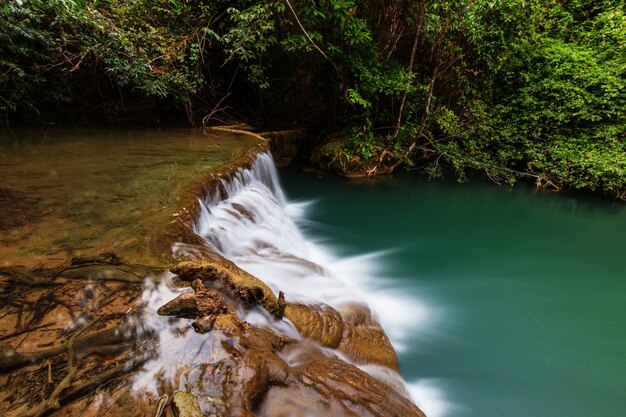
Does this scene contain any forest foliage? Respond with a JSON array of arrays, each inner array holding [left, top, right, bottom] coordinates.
[[1, 0, 625, 197]]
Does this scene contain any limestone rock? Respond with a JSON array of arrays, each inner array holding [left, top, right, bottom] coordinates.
[[171, 391, 203, 417], [157, 292, 198, 318], [170, 258, 280, 314], [284, 303, 344, 348]]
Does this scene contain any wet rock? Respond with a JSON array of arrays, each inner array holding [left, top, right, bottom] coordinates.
[[158, 275, 246, 334], [163, 258, 423, 416], [171, 260, 230, 283], [213, 313, 247, 333], [339, 323, 398, 370], [259, 357, 425, 417], [222, 328, 293, 417], [0, 341, 26, 372], [231, 203, 255, 222], [276, 291, 286, 319], [170, 258, 280, 314], [171, 391, 203, 417], [284, 303, 398, 369], [191, 316, 216, 334], [217, 326, 422, 417], [338, 303, 377, 326], [158, 280, 227, 319], [192, 279, 228, 316], [157, 292, 198, 318], [284, 303, 344, 348]]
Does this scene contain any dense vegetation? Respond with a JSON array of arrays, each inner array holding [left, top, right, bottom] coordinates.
[[1, 0, 625, 197]]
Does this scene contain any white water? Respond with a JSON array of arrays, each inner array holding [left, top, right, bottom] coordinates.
[[193, 153, 429, 349], [136, 152, 446, 414]]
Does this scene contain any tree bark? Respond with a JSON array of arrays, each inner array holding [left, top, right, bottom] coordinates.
[[392, 3, 425, 141]]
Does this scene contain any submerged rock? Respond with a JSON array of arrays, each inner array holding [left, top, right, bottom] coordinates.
[[157, 292, 199, 318], [0, 341, 26, 372]]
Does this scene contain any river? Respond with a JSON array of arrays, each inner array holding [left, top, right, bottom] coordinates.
[[278, 166, 626, 417], [1, 128, 624, 416]]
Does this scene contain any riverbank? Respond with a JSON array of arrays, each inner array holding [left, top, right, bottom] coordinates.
[[0, 127, 424, 416]]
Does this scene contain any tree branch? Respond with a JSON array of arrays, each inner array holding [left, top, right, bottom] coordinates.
[[392, 3, 425, 140], [283, 0, 340, 76]]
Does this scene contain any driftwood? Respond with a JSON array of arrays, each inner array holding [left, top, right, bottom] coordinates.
[[8, 319, 151, 417], [0, 252, 163, 416]]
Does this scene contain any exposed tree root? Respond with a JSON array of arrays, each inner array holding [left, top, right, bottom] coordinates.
[[1, 321, 149, 373], [0, 252, 164, 287], [16, 316, 100, 417]]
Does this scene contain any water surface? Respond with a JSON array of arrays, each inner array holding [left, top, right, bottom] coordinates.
[[0, 128, 255, 268], [0, 128, 262, 416], [279, 168, 626, 417]]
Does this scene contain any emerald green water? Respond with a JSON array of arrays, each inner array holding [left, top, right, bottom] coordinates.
[[279, 169, 626, 417]]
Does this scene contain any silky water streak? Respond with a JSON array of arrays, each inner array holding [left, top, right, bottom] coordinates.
[[189, 152, 439, 412]]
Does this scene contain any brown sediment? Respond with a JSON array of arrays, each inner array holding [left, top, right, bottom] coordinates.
[[0, 128, 262, 271], [0, 126, 424, 417], [0, 256, 158, 416], [0, 188, 43, 232]]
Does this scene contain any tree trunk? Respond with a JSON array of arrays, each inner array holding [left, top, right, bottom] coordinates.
[[392, 3, 425, 141]]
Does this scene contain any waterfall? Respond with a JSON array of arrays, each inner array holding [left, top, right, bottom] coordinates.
[[192, 152, 428, 348], [158, 151, 446, 416]]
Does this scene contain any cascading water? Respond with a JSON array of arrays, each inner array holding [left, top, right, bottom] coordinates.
[[187, 152, 443, 414], [130, 151, 446, 416], [193, 153, 425, 346]]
